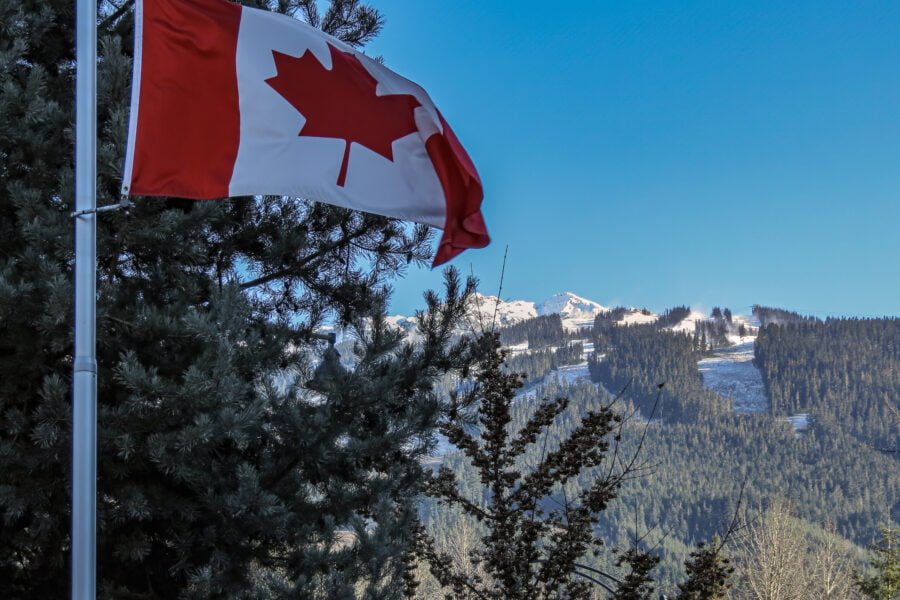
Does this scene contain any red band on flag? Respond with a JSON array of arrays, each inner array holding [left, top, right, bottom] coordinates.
[[427, 113, 490, 266], [130, 0, 242, 198]]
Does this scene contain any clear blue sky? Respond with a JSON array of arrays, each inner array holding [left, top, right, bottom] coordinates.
[[366, 1, 900, 318]]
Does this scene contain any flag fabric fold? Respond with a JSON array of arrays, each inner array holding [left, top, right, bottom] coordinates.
[[122, 0, 489, 265]]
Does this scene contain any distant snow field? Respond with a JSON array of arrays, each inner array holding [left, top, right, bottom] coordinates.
[[554, 362, 591, 386], [698, 341, 768, 413], [784, 413, 811, 434]]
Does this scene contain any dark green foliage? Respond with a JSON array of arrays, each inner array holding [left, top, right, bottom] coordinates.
[[503, 342, 583, 386], [755, 318, 900, 449], [289, 0, 385, 47], [500, 314, 570, 348], [676, 540, 733, 599], [553, 342, 584, 368], [595, 308, 630, 324], [751, 304, 818, 326], [588, 323, 729, 423], [426, 310, 897, 592], [693, 319, 730, 351], [417, 334, 738, 599], [593, 307, 650, 326], [419, 334, 649, 599], [689, 306, 743, 351], [612, 549, 659, 599], [654, 306, 691, 329], [585, 315, 897, 578], [504, 348, 557, 384], [855, 527, 900, 599], [0, 0, 477, 596]]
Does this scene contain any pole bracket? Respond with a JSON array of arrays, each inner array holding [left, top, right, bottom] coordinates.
[[71, 198, 133, 218], [73, 356, 98, 374]]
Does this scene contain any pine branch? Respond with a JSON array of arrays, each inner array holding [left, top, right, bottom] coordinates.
[[99, 0, 134, 31], [239, 222, 377, 289]]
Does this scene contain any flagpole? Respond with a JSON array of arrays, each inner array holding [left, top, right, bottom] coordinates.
[[73, 0, 97, 593]]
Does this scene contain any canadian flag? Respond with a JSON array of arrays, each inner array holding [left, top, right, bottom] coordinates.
[[122, 0, 489, 265]]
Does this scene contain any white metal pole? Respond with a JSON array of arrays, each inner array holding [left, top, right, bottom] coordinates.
[[72, 0, 97, 592]]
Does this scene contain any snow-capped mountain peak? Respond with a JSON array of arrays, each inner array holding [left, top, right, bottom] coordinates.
[[461, 291, 608, 331], [465, 293, 538, 329], [536, 292, 608, 329], [384, 314, 419, 337]]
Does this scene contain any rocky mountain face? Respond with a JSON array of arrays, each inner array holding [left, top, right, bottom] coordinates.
[[390, 291, 663, 333]]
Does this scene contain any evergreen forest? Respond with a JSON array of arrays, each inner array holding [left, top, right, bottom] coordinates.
[[419, 312, 898, 596]]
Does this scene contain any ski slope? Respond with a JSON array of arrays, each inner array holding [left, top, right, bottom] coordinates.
[[698, 341, 768, 413]]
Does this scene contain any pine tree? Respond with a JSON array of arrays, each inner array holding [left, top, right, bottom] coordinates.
[[415, 334, 740, 599], [0, 0, 474, 596], [676, 540, 733, 599], [612, 548, 660, 599], [416, 333, 661, 599], [855, 528, 899, 600]]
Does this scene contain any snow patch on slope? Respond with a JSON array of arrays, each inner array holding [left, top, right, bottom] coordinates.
[[667, 310, 708, 334], [698, 341, 768, 413], [618, 309, 660, 326], [554, 362, 592, 386], [784, 413, 811, 433]]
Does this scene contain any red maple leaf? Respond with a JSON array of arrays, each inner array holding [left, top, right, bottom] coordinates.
[[265, 43, 421, 187]]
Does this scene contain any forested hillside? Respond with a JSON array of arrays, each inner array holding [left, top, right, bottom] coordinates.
[[420, 308, 899, 595], [755, 318, 899, 451]]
